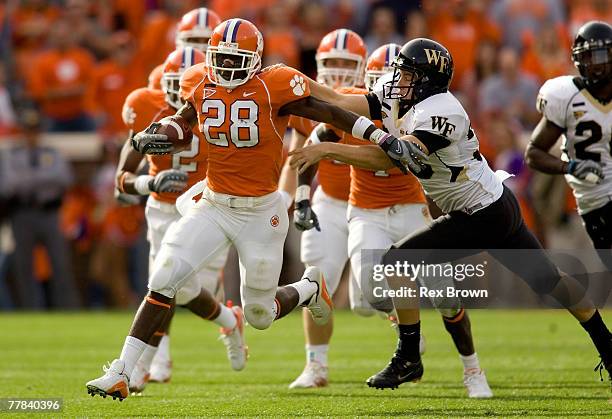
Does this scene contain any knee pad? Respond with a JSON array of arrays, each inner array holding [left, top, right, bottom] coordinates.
[[243, 302, 274, 330], [148, 249, 195, 299], [437, 307, 462, 318], [175, 275, 201, 306]]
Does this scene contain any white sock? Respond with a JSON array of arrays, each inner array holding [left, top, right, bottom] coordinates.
[[120, 336, 146, 377], [213, 304, 237, 330], [460, 352, 481, 372], [306, 344, 329, 366], [138, 345, 157, 370], [155, 335, 170, 361], [289, 279, 318, 305]]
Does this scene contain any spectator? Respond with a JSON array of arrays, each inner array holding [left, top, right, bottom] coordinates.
[[0, 63, 17, 136], [0, 109, 79, 309], [429, 0, 500, 89], [261, 2, 300, 68], [479, 47, 540, 129], [297, 1, 330, 78], [27, 18, 95, 132], [458, 40, 498, 116], [489, 0, 565, 52], [138, 0, 197, 74], [88, 31, 145, 138], [364, 7, 403, 54], [404, 10, 428, 41], [521, 24, 573, 84], [62, 0, 112, 60], [569, 0, 612, 37]]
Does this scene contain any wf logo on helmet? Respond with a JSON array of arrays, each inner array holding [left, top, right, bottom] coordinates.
[[424, 49, 450, 73]]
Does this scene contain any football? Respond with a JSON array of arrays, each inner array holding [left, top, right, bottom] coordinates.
[[156, 115, 193, 152]]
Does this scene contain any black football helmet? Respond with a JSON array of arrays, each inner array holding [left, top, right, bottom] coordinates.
[[384, 38, 453, 103], [572, 21, 611, 86]]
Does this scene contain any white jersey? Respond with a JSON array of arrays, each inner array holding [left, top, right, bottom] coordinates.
[[371, 73, 505, 214], [537, 75, 612, 215]]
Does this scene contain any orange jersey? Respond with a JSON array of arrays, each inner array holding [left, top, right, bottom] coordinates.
[[289, 115, 350, 201], [122, 87, 208, 203], [335, 87, 426, 209], [181, 64, 311, 197]]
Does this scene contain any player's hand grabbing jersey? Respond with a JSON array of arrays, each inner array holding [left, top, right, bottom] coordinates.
[[368, 73, 504, 214], [536, 75, 612, 214], [122, 87, 208, 203], [180, 63, 311, 197], [289, 115, 351, 202]]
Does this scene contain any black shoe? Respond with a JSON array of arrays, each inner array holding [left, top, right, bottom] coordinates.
[[366, 356, 423, 390]]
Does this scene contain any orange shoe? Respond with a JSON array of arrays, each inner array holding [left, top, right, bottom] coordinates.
[[86, 359, 129, 401], [304, 266, 333, 326]]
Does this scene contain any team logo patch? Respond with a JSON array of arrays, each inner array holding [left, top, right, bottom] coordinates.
[[270, 215, 280, 227], [290, 75, 306, 96], [573, 110, 586, 119]]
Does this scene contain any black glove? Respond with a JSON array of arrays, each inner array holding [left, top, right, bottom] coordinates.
[[132, 122, 175, 155], [567, 159, 605, 183], [149, 169, 188, 193], [377, 134, 428, 175], [293, 200, 321, 231]]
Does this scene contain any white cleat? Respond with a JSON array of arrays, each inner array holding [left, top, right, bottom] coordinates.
[[128, 361, 150, 394], [463, 368, 493, 398], [304, 266, 333, 326], [149, 359, 172, 383], [289, 361, 329, 389], [86, 359, 129, 401], [219, 306, 248, 371]]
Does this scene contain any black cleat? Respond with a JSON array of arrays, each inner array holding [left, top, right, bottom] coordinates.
[[366, 356, 423, 390]]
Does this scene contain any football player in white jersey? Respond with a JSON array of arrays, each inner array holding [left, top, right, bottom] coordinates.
[[294, 38, 612, 390], [526, 21, 611, 270]]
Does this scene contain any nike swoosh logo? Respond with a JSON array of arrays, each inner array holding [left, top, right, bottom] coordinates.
[[395, 143, 402, 154], [243, 91, 256, 97]]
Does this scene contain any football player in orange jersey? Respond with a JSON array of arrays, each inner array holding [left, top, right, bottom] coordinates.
[[147, 7, 221, 91], [288, 43, 494, 398], [110, 46, 245, 395], [281, 29, 369, 389], [86, 18, 411, 401]]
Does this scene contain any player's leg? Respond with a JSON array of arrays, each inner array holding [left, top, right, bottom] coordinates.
[[581, 201, 612, 272], [131, 199, 177, 391], [234, 193, 331, 331], [86, 201, 236, 400], [291, 194, 348, 388], [366, 211, 489, 395], [491, 188, 612, 384]]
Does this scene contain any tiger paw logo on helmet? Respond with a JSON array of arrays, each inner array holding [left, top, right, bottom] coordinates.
[[290, 75, 306, 96]]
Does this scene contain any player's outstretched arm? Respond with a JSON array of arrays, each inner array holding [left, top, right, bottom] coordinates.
[[116, 136, 147, 196], [303, 74, 371, 118], [526, 116, 604, 183], [289, 143, 393, 174]]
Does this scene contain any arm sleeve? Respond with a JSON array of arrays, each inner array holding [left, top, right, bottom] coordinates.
[[365, 92, 383, 121]]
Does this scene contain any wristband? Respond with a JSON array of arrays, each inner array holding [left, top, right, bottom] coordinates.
[[369, 128, 389, 145], [308, 126, 322, 145], [351, 116, 374, 139], [134, 175, 154, 195], [295, 184, 311, 203], [278, 190, 293, 209]]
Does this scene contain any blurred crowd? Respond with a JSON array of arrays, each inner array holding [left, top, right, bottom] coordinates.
[[0, 0, 609, 310]]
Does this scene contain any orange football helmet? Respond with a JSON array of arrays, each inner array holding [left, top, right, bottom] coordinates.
[[365, 43, 402, 90], [162, 47, 205, 109], [206, 18, 264, 89], [148, 64, 163, 90], [316, 29, 367, 88], [176, 7, 221, 52]]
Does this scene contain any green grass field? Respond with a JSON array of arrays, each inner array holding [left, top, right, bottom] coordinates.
[[1, 309, 611, 417]]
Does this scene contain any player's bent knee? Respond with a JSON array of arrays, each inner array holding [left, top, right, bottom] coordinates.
[[243, 303, 274, 330], [175, 276, 200, 306], [148, 250, 195, 299], [437, 307, 462, 318]]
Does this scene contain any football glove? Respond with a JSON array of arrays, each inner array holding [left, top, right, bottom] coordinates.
[[149, 169, 188, 193], [294, 200, 320, 231], [376, 134, 428, 175], [131, 122, 174, 155], [567, 159, 605, 183]]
